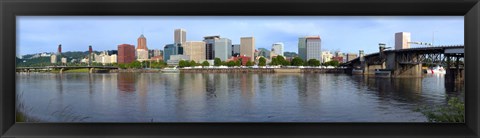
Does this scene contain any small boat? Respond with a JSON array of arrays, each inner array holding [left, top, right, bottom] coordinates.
[[161, 67, 179, 73], [427, 65, 446, 74]]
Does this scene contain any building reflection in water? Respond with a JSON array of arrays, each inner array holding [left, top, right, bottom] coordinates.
[[240, 73, 255, 100], [370, 77, 422, 101], [117, 73, 137, 92]]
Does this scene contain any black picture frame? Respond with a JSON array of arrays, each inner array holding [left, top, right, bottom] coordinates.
[[1, 0, 479, 137]]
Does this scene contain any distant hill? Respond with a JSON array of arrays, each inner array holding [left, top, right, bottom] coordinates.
[[283, 52, 298, 58], [17, 51, 101, 67]]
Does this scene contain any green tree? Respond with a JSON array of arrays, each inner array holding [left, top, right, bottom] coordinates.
[[226, 61, 236, 67], [291, 57, 304, 66], [276, 56, 289, 66], [269, 58, 278, 66], [416, 97, 464, 122], [202, 61, 210, 66], [307, 59, 321, 66], [178, 60, 187, 68], [235, 60, 241, 66], [258, 57, 267, 66], [246, 61, 254, 66], [130, 61, 142, 69], [324, 60, 340, 67], [189, 60, 197, 67], [214, 58, 222, 66]]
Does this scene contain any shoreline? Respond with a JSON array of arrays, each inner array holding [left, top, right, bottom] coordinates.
[[17, 68, 349, 73]]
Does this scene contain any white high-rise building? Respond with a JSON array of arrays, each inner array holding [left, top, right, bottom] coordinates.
[[214, 38, 232, 61], [395, 32, 411, 50], [298, 36, 321, 61], [272, 42, 284, 56], [174, 28, 187, 44]]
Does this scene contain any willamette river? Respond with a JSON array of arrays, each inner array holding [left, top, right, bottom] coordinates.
[[16, 72, 464, 122]]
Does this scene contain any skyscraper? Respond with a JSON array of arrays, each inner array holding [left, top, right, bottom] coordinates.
[[232, 44, 240, 56], [174, 28, 186, 44], [298, 36, 321, 61], [271, 42, 284, 56], [203, 35, 220, 60], [395, 32, 411, 50], [137, 34, 148, 50], [118, 44, 135, 64], [240, 37, 255, 61], [136, 34, 149, 61], [163, 43, 183, 62], [214, 38, 232, 61], [184, 41, 206, 62]]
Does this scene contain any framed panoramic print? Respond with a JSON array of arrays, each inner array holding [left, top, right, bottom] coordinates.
[[1, 0, 480, 138]]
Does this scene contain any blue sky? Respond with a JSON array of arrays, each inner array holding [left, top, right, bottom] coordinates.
[[17, 16, 464, 56]]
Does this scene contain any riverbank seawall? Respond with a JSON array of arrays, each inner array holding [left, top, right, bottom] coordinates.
[[181, 68, 347, 73]]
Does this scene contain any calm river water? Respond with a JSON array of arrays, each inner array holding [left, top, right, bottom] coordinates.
[[16, 72, 464, 122]]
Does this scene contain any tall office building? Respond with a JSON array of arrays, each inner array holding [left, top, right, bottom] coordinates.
[[174, 28, 187, 44], [136, 34, 149, 61], [137, 34, 148, 50], [214, 38, 232, 61], [203, 35, 220, 60], [298, 36, 321, 61], [240, 37, 255, 61], [163, 43, 183, 62], [271, 42, 284, 56], [184, 41, 206, 62], [232, 44, 240, 56], [118, 44, 136, 64], [395, 32, 411, 50]]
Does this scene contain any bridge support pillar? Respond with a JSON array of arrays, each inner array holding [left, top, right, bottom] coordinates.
[[89, 68, 95, 73], [59, 68, 64, 74], [392, 63, 423, 78], [446, 68, 464, 84], [363, 63, 384, 76]]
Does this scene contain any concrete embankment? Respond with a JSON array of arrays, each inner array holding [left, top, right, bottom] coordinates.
[[109, 69, 161, 73], [181, 68, 347, 73]]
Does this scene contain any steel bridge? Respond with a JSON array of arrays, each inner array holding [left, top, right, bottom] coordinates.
[[16, 66, 118, 73], [341, 45, 464, 83]]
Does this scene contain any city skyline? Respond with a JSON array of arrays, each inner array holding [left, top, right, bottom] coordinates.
[[17, 16, 464, 56]]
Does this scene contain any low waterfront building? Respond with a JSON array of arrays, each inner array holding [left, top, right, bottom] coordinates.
[[50, 54, 57, 64], [321, 51, 333, 63], [346, 53, 358, 62], [167, 55, 190, 65], [227, 55, 251, 66], [331, 56, 343, 63], [61, 57, 67, 64]]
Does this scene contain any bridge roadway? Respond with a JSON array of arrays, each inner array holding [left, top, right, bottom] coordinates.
[[341, 45, 464, 83], [17, 66, 118, 73]]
